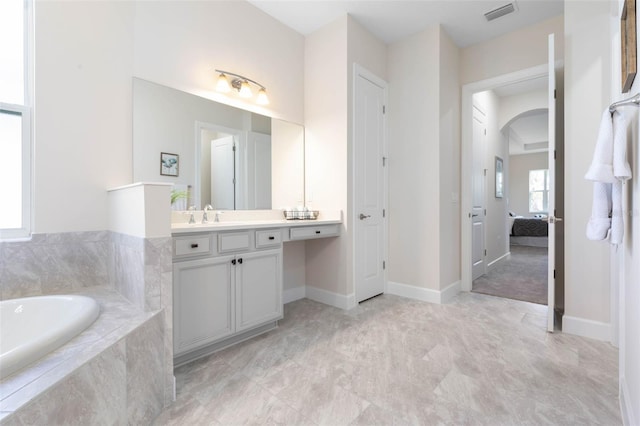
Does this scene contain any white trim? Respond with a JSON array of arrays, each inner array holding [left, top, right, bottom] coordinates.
[[487, 251, 511, 272], [440, 281, 462, 303], [461, 63, 549, 293], [283, 286, 306, 304], [562, 315, 611, 342], [387, 280, 461, 305], [305, 286, 356, 310], [352, 63, 389, 304], [620, 377, 636, 426]]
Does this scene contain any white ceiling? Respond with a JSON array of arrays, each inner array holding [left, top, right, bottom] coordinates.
[[248, 0, 564, 47]]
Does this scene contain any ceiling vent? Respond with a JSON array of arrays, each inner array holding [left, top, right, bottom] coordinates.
[[484, 3, 517, 21]]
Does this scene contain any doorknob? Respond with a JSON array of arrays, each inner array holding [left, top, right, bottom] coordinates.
[[472, 214, 479, 217], [359, 213, 371, 220]]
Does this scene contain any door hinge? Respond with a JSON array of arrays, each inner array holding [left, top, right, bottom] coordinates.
[[383, 209, 386, 218], [382, 157, 387, 166], [484, 249, 487, 256], [553, 269, 556, 279], [484, 209, 487, 216], [484, 129, 487, 136], [383, 105, 386, 114], [554, 89, 557, 99], [554, 150, 557, 160], [483, 169, 487, 176], [383, 261, 386, 270]]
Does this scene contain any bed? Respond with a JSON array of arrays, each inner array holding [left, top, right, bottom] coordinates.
[[508, 216, 548, 247]]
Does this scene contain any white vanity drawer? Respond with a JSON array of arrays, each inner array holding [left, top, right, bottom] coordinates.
[[218, 232, 251, 253], [289, 224, 340, 240], [255, 229, 282, 248], [174, 235, 213, 258]]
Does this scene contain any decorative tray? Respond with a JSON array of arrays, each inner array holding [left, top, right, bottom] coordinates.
[[283, 210, 319, 220]]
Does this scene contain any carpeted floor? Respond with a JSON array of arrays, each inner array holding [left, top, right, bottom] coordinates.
[[472, 245, 548, 305]]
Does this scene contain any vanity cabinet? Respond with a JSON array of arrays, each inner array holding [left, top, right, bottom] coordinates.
[[172, 231, 283, 362], [235, 249, 282, 332], [173, 256, 235, 355]]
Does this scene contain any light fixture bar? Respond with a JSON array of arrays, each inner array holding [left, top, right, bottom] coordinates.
[[214, 69, 266, 90]]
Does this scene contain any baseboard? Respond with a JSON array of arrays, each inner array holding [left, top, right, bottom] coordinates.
[[620, 377, 637, 426], [305, 286, 356, 310], [562, 315, 611, 342], [283, 286, 306, 304], [487, 252, 510, 272], [387, 280, 460, 304], [440, 280, 461, 303]]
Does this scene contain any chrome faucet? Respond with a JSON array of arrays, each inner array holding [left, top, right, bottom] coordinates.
[[202, 204, 214, 224], [187, 206, 196, 224]]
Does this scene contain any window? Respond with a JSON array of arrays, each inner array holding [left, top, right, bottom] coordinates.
[[0, 0, 32, 239], [529, 169, 549, 213]]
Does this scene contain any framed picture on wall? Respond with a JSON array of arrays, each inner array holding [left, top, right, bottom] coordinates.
[[621, 0, 637, 93], [495, 156, 504, 198], [160, 152, 179, 177]]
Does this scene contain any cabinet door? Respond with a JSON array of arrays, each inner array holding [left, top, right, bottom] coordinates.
[[173, 256, 235, 355], [235, 249, 283, 332]]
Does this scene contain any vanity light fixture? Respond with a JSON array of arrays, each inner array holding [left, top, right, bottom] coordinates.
[[215, 69, 269, 105]]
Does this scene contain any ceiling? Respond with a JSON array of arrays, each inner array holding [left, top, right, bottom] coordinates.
[[506, 110, 548, 155], [248, 0, 564, 47]]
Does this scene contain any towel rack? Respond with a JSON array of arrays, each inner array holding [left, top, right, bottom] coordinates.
[[609, 93, 640, 112]]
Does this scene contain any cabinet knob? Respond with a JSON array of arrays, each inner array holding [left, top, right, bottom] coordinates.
[[315, 230, 321, 234], [238, 258, 243, 264], [190, 243, 199, 248], [268, 236, 275, 240], [231, 259, 236, 265]]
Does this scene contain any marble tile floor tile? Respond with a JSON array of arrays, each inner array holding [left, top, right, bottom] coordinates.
[[153, 293, 620, 426]]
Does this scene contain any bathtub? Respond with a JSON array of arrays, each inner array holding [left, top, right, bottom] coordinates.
[[0, 295, 100, 379]]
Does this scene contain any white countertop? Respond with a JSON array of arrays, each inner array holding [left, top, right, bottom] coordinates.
[[171, 218, 342, 234]]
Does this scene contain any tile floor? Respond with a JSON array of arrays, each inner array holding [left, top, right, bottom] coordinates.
[[154, 293, 621, 425]]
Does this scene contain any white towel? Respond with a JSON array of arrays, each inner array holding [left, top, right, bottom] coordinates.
[[585, 110, 615, 183], [585, 109, 632, 244]]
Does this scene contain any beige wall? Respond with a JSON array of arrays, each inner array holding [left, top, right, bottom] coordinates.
[[35, 1, 135, 233], [564, 1, 612, 327], [133, 1, 304, 124], [438, 27, 461, 289], [461, 15, 564, 85], [34, 0, 305, 234], [304, 17, 349, 295], [387, 26, 441, 291], [611, 0, 640, 422], [304, 16, 387, 298], [508, 152, 548, 217]]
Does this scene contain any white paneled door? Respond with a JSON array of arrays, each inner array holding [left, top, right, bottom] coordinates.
[[211, 136, 235, 210], [472, 104, 487, 281], [354, 66, 387, 303]]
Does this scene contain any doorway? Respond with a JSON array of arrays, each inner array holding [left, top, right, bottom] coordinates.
[[461, 38, 565, 331]]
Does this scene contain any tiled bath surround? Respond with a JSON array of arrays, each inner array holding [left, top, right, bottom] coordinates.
[[0, 231, 174, 423]]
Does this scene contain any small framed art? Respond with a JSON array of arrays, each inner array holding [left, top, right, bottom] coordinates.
[[160, 152, 179, 177]]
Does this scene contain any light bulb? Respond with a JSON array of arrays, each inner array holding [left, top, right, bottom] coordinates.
[[239, 80, 252, 98], [256, 88, 269, 105], [216, 73, 231, 93]]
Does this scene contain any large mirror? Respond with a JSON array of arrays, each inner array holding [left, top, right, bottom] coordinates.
[[132, 78, 304, 210]]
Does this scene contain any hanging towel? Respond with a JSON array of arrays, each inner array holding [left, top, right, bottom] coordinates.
[[585, 110, 616, 183], [585, 109, 632, 244]]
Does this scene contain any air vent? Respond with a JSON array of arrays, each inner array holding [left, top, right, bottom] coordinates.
[[484, 3, 516, 21]]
